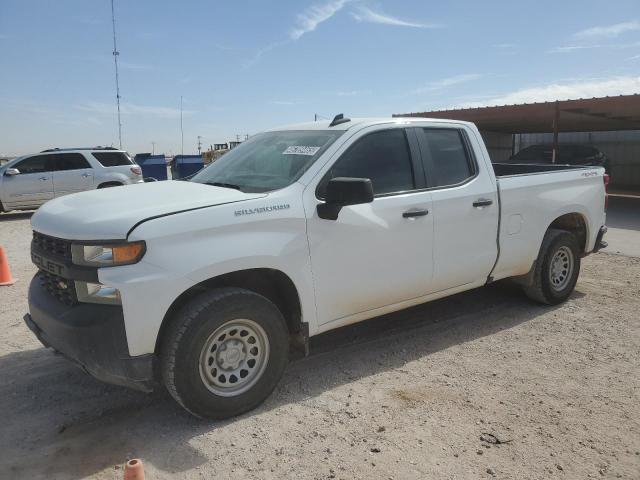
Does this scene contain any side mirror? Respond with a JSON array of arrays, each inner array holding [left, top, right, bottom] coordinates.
[[4, 168, 19, 176], [317, 177, 374, 220]]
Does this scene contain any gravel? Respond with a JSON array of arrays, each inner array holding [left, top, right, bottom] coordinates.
[[1, 211, 639, 479]]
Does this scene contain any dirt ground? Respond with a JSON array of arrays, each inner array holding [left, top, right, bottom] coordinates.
[[0, 212, 639, 480]]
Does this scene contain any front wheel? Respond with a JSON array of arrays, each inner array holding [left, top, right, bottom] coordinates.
[[161, 288, 289, 419], [523, 229, 581, 305]]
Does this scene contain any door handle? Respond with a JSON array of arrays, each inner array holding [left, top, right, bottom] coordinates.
[[473, 199, 493, 207], [402, 208, 429, 218], [81, 173, 90, 178], [39, 177, 48, 181]]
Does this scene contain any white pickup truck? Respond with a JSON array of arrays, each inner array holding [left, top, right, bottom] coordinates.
[[24, 116, 607, 419]]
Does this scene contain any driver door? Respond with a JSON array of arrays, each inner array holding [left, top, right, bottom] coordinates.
[[304, 126, 435, 328], [2, 155, 54, 209]]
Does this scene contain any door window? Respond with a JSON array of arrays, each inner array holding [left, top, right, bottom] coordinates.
[[318, 128, 415, 197], [13, 155, 51, 174], [53, 153, 91, 171], [421, 129, 475, 187]]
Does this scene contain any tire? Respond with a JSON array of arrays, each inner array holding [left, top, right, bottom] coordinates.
[[160, 287, 289, 419], [523, 229, 581, 305]]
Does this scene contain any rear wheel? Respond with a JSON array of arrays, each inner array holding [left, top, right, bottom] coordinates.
[[161, 288, 289, 419], [523, 229, 581, 305]]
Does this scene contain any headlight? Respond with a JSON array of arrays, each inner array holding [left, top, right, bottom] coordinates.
[[71, 241, 145, 267], [75, 281, 121, 305]]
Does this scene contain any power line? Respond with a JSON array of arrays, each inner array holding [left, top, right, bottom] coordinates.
[[110, 0, 122, 149]]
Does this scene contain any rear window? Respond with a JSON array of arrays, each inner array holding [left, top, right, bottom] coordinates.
[[92, 152, 133, 167]]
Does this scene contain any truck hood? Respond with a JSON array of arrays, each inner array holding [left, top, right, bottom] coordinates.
[[31, 181, 266, 240]]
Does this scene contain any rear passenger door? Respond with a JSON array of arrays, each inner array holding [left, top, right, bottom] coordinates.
[[415, 126, 498, 292], [51, 153, 94, 197]]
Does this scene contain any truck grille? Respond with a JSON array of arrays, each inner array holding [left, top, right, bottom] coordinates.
[[32, 231, 72, 260], [38, 271, 78, 306]]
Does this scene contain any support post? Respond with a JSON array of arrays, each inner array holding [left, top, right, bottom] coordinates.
[[552, 101, 560, 163]]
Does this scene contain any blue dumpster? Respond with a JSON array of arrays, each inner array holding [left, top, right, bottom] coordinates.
[[134, 154, 167, 181], [172, 155, 204, 179]]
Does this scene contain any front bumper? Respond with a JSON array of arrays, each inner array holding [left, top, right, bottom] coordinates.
[[25, 276, 156, 392]]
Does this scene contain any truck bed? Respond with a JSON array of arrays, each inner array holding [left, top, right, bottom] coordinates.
[[489, 163, 606, 283]]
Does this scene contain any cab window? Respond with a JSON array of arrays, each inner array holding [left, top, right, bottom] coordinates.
[[317, 129, 415, 198], [421, 129, 475, 187]]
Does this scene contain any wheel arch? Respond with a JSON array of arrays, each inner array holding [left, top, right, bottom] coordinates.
[[546, 212, 589, 253], [97, 181, 124, 189], [155, 268, 304, 355]]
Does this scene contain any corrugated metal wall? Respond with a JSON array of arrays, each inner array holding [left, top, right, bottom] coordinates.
[[517, 130, 640, 190], [480, 131, 513, 163]]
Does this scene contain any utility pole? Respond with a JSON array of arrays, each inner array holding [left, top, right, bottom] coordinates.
[[245, 134, 249, 140], [151, 141, 156, 155], [236, 134, 240, 142], [180, 96, 184, 157], [110, 0, 122, 149], [197, 135, 202, 155]]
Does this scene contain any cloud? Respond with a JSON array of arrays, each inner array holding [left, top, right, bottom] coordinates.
[[242, 40, 288, 69], [574, 21, 640, 38], [411, 74, 483, 95], [457, 76, 640, 108], [75, 101, 193, 119], [550, 41, 640, 53], [350, 6, 440, 29], [290, 0, 351, 40], [549, 44, 602, 53]]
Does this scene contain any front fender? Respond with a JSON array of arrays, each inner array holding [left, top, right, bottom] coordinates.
[[102, 187, 314, 356]]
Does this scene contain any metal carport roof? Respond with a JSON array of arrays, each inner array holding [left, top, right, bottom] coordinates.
[[394, 94, 640, 134]]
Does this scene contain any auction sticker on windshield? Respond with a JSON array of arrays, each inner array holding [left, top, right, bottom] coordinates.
[[282, 146, 321, 156]]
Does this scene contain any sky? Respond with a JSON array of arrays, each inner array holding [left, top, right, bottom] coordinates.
[[1, 0, 639, 157]]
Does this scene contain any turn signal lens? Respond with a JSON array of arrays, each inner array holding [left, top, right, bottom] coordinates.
[[113, 243, 145, 263], [71, 241, 146, 267]]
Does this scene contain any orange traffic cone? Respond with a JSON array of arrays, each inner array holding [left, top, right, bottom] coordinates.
[[0, 246, 16, 286], [124, 459, 145, 480]]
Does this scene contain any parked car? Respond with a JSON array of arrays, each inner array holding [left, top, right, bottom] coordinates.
[[506, 144, 610, 174], [0, 147, 143, 212], [23, 117, 607, 419]]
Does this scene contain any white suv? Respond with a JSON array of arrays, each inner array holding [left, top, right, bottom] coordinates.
[[0, 147, 143, 212]]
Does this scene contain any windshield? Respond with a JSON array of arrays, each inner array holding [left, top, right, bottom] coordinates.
[[191, 130, 343, 193]]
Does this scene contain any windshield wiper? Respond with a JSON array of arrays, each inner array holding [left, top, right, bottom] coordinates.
[[204, 181, 243, 191]]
